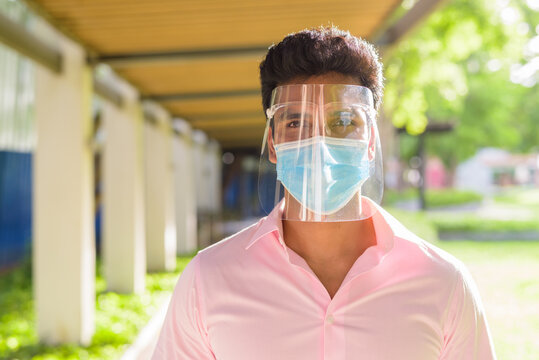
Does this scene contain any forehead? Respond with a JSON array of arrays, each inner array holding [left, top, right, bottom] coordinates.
[[272, 85, 371, 105], [280, 72, 362, 86]]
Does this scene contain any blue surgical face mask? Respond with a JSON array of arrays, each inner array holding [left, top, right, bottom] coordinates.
[[274, 136, 371, 214]]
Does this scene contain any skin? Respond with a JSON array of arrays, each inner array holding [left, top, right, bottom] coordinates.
[[266, 72, 378, 299]]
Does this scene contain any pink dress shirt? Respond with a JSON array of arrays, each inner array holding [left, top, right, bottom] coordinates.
[[152, 200, 496, 359]]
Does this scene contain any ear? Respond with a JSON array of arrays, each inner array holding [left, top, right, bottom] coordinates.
[[368, 126, 376, 161], [268, 127, 277, 164]]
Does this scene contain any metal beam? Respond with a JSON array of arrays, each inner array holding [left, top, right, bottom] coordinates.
[[91, 45, 270, 67], [374, 0, 448, 47], [188, 111, 263, 121], [144, 89, 260, 102], [219, 139, 262, 149], [142, 107, 161, 125], [0, 9, 124, 108], [0, 11, 62, 73], [206, 130, 264, 142], [190, 117, 264, 130], [204, 126, 265, 135], [93, 77, 124, 108]]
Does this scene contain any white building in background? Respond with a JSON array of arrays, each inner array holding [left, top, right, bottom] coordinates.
[[456, 148, 539, 195]]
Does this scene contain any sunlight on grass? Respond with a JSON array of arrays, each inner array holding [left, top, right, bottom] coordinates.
[[494, 188, 539, 207], [0, 255, 195, 360]]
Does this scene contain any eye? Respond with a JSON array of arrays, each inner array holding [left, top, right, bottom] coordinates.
[[284, 112, 313, 128], [330, 111, 356, 127], [339, 113, 354, 125], [286, 120, 301, 128]]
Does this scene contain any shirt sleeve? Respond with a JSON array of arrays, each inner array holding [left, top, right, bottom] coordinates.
[[151, 255, 216, 360], [440, 262, 497, 360]]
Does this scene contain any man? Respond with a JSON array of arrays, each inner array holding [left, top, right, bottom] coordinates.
[[152, 27, 496, 359]]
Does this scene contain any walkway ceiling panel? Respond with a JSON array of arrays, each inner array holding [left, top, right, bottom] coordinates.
[[29, 0, 405, 148], [31, 0, 398, 53], [163, 95, 262, 118], [116, 57, 261, 95], [204, 127, 266, 141], [189, 116, 266, 130]]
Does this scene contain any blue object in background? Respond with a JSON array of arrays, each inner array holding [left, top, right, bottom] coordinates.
[[0, 150, 32, 271], [95, 203, 102, 255]]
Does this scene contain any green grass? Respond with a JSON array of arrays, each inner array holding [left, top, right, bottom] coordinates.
[[0, 254, 195, 360], [425, 189, 483, 208], [494, 188, 539, 207], [384, 188, 483, 208], [387, 207, 539, 360], [382, 188, 418, 206], [385, 207, 439, 241], [430, 216, 539, 232]]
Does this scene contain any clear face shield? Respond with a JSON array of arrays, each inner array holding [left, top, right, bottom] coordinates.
[[258, 84, 383, 221]]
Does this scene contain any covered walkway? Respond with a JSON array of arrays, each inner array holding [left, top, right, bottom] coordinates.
[[0, 0, 445, 350]]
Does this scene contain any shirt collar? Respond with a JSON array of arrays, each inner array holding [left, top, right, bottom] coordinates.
[[245, 200, 286, 251], [244, 197, 408, 254]]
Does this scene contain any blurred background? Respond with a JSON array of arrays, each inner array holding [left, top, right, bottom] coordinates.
[[0, 0, 537, 358]]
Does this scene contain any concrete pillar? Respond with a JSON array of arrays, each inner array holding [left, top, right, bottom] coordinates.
[[143, 103, 176, 272], [172, 119, 197, 255], [33, 25, 94, 344], [207, 140, 223, 242], [100, 77, 146, 293], [192, 130, 208, 212], [192, 130, 212, 249], [207, 140, 222, 214]]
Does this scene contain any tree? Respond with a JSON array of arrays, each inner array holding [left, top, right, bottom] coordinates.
[[384, 0, 539, 168]]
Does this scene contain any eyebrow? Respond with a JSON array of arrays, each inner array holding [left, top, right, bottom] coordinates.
[[287, 112, 313, 118]]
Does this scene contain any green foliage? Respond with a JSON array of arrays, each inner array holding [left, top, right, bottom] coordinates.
[[0, 254, 195, 359], [385, 0, 539, 164]]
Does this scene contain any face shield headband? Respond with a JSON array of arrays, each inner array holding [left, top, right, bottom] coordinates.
[[258, 83, 384, 222]]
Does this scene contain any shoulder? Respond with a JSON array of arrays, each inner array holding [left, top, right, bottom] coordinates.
[[195, 218, 263, 266], [385, 212, 468, 285]]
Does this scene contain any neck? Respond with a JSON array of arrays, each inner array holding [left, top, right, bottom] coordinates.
[[282, 218, 377, 266]]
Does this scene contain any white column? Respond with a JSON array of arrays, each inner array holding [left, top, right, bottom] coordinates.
[[192, 130, 207, 212], [101, 78, 145, 293], [144, 104, 176, 271], [33, 25, 94, 344], [172, 119, 197, 255], [207, 140, 223, 243], [192, 130, 211, 248], [208, 140, 222, 214]]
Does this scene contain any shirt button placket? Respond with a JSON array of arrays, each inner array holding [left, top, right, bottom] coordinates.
[[326, 314, 334, 325], [323, 312, 334, 360]]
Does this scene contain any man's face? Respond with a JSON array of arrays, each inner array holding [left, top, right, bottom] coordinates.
[[267, 72, 376, 164]]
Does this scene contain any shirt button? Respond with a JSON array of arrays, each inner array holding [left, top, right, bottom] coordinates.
[[326, 314, 334, 325]]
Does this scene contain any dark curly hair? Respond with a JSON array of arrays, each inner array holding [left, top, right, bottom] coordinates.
[[259, 26, 384, 113]]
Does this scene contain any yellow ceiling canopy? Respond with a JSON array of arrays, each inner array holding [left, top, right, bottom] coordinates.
[[21, 0, 442, 148]]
